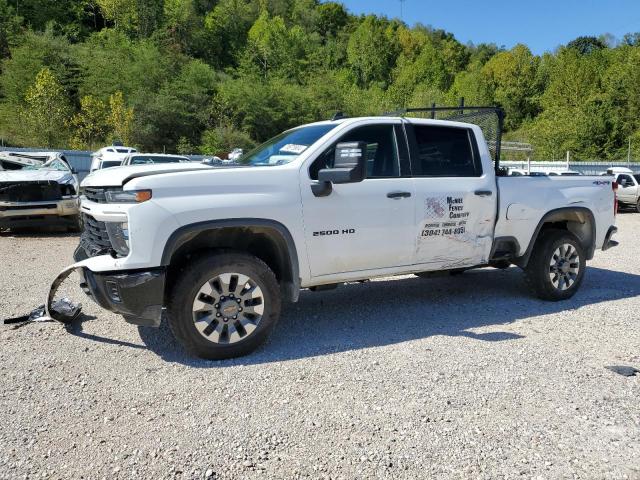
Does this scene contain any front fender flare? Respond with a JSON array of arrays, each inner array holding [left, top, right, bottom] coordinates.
[[161, 218, 300, 302]]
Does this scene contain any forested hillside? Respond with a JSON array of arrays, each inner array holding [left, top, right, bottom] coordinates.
[[0, 0, 639, 160]]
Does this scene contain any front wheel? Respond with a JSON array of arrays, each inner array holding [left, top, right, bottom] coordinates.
[[636, 199, 640, 213], [524, 230, 586, 301], [167, 252, 281, 360]]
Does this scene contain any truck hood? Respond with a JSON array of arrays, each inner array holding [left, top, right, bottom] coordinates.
[[82, 162, 214, 187], [0, 169, 74, 183]]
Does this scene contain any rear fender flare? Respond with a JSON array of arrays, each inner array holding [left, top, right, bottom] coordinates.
[[516, 207, 596, 267]]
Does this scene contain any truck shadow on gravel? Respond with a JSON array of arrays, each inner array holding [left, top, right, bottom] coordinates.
[[135, 265, 640, 367]]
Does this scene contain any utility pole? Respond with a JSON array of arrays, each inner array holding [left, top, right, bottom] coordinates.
[[399, 0, 406, 21], [628, 137, 632, 167]]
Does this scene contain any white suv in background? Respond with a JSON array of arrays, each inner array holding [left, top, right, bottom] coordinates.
[[90, 146, 137, 172], [121, 154, 191, 166]]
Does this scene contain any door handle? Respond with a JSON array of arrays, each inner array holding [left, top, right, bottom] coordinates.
[[474, 190, 493, 197], [387, 191, 412, 199]]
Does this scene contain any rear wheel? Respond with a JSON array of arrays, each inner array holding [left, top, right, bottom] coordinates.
[[524, 230, 586, 301], [167, 252, 281, 360]]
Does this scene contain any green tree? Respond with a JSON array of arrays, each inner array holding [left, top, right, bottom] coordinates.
[[0, 29, 77, 106], [204, 0, 258, 68], [76, 29, 174, 100], [163, 0, 210, 57], [70, 95, 111, 149], [242, 12, 309, 81], [217, 77, 318, 141], [566, 36, 607, 55], [0, 0, 22, 60], [621, 32, 640, 47], [316, 1, 348, 39], [108, 91, 134, 145], [21, 67, 71, 147], [387, 40, 451, 107], [200, 126, 255, 156], [96, 0, 137, 32], [446, 68, 493, 106], [346, 16, 399, 88], [176, 136, 196, 154], [132, 59, 216, 150], [482, 44, 542, 129]]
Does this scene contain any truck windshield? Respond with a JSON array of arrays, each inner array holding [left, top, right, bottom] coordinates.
[[239, 124, 337, 166]]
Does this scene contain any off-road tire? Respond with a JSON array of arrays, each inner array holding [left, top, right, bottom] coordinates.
[[524, 230, 586, 301], [167, 251, 281, 360]]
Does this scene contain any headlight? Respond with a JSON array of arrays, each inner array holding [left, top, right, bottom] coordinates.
[[105, 189, 152, 203], [105, 221, 130, 256], [60, 185, 76, 197]]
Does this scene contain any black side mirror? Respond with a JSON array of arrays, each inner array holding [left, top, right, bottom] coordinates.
[[311, 142, 367, 197]]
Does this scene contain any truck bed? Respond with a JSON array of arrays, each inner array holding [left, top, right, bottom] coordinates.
[[495, 175, 616, 258]]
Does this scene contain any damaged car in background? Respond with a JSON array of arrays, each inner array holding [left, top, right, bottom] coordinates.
[[0, 152, 81, 232]]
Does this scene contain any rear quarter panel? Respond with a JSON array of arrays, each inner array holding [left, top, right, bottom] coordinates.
[[495, 176, 615, 256]]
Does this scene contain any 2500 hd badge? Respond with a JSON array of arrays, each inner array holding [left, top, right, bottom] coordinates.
[[313, 229, 356, 236]]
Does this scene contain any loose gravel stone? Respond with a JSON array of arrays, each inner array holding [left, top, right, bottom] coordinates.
[[0, 216, 639, 479]]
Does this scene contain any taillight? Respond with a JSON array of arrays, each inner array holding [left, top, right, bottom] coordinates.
[[612, 181, 618, 215]]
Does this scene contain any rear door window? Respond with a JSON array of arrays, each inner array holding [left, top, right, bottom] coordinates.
[[409, 125, 481, 177]]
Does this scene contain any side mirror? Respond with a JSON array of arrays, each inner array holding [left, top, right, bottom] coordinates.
[[311, 142, 367, 197]]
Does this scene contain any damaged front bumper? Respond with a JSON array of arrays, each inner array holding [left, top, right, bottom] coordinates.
[[47, 261, 166, 327], [0, 198, 79, 228]]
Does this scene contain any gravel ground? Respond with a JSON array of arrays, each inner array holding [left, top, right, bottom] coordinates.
[[1, 215, 639, 480]]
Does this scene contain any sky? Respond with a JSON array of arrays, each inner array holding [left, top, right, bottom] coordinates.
[[339, 0, 640, 54]]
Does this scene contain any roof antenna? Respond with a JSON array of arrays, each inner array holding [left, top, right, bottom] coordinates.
[[331, 111, 346, 121]]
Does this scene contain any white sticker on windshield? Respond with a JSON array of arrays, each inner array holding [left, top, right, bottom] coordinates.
[[280, 144, 308, 154]]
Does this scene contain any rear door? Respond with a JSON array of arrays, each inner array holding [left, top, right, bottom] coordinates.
[[406, 121, 497, 269], [301, 121, 415, 277]]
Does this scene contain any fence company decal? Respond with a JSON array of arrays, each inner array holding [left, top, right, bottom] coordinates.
[[421, 195, 469, 238]]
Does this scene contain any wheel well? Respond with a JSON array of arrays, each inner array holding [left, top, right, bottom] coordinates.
[[165, 225, 298, 302], [517, 208, 596, 267]]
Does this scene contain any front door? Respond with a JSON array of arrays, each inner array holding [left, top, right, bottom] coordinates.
[[616, 174, 638, 204], [406, 122, 497, 269], [301, 122, 415, 277]]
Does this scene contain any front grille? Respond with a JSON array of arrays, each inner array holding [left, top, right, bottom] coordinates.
[[0, 181, 62, 202], [79, 213, 113, 257], [83, 186, 121, 203]]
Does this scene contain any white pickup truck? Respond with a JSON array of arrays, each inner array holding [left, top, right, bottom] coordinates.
[[607, 167, 640, 212], [58, 112, 619, 359]]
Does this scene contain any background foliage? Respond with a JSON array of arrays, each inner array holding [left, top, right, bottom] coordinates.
[[0, 0, 639, 159]]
